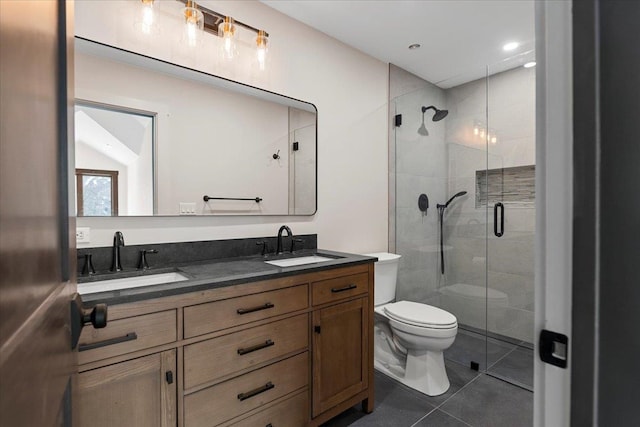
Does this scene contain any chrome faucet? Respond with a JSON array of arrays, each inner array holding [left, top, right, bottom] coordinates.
[[111, 231, 125, 272], [276, 225, 292, 254]]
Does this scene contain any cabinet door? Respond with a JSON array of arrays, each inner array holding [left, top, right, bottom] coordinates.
[[312, 297, 368, 417], [77, 350, 177, 427]]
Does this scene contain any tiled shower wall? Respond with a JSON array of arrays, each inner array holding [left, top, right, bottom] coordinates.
[[390, 64, 535, 344]]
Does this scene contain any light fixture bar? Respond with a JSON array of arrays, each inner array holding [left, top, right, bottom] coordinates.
[[175, 0, 268, 37]]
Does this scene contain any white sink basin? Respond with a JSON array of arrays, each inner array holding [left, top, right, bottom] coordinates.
[[78, 272, 189, 294], [265, 255, 334, 268]]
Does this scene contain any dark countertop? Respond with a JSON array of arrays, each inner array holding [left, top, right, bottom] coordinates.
[[79, 249, 377, 307]]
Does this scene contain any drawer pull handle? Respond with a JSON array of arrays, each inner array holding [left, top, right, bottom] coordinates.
[[331, 284, 357, 293], [237, 339, 275, 355], [237, 302, 275, 315], [78, 332, 137, 352], [237, 381, 275, 401]]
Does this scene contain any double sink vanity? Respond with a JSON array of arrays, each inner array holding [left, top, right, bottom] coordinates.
[[75, 231, 376, 427]]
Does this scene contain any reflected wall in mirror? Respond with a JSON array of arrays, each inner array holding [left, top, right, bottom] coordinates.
[[74, 37, 317, 216], [75, 102, 155, 216]]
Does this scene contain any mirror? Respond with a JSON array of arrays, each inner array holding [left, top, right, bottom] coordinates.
[[74, 37, 317, 216]]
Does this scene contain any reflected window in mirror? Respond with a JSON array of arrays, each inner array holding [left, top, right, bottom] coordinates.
[[76, 169, 119, 216]]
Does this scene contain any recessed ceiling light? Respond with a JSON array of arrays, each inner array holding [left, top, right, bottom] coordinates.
[[408, 43, 421, 50], [503, 42, 519, 51], [524, 61, 536, 68]]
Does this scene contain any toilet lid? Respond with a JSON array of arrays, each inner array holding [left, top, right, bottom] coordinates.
[[384, 301, 457, 328]]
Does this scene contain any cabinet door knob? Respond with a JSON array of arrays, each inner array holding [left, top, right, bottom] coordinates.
[[314, 325, 321, 334], [166, 371, 174, 384]]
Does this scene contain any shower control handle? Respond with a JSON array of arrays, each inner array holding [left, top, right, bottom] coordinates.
[[494, 202, 504, 237]]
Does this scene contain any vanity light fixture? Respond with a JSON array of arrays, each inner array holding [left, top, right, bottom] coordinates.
[[181, 0, 204, 48], [135, 0, 271, 69], [408, 43, 421, 50], [135, 0, 159, 35], [219, 16, 238, 60], [256, 30, 268, 71]]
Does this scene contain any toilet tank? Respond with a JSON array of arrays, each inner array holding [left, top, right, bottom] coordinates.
[[365, 253, 401, 306]]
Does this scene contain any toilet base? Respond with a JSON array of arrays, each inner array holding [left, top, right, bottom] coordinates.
[[374, 348, 450, 396]]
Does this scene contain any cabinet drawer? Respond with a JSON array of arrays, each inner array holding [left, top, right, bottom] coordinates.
[[184, 352, 308, 427], [184, 285, 308, 338], [224, 390, 308, 427], [78, 310, 177, 365], [184, 314, 309, 390], [312, 273, 368, 306]]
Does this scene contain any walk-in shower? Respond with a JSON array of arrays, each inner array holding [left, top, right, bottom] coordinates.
[[390, 54, 536, 392]]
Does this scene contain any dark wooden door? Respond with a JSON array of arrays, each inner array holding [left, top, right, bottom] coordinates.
[[0, 1, 77, 426], [312, 298, 368, 417]]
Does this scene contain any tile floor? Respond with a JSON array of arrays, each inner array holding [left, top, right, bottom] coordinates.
[[322, 329, 534, 427]]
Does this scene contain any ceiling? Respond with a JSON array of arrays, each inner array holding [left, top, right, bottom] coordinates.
[[261, 0, 535, 88]]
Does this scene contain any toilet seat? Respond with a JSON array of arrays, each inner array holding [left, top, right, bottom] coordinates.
[[383, 301, 457, 329]]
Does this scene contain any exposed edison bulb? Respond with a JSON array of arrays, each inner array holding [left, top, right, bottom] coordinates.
[[219, 16, 238, 60], [473, 126, 479, 136], [135, 0, 158, 35], [491, 136, 498, 144], [256, 30, 268, 71], [181, 1, 204, 48], [479, 129, 485, 138]]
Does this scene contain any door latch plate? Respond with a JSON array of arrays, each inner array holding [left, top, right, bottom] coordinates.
[[539, 329, 568, 368]]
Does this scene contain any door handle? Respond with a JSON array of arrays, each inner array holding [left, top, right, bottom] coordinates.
[[70, 293, 108, 350], [494, 202, 504, 237]]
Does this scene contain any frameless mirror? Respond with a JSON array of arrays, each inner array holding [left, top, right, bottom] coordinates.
[[74, 37, 317, 216]]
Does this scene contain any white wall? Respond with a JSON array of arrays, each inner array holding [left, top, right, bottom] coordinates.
[[74, 0, 388, 252]]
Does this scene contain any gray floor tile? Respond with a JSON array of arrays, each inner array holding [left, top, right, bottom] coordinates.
[[413, 409, 472, 427], [322, 372, 436, 427], [488, 347, 533, 389], [439, 375, 533, 427], [417, 360, 480, 405], [445, 329, 516, 370]]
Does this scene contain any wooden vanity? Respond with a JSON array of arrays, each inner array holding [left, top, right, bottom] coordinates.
[[76, 262, 375, 427]]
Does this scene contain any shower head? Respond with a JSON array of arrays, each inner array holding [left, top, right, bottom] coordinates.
[[421, 105, 449, 122], [444, 191, 467, 208]]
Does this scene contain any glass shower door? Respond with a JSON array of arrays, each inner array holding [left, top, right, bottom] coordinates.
[[484, 56, 536, 390]]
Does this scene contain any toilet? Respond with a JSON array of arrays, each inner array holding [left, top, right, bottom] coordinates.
[[367, 252, 458, 396]]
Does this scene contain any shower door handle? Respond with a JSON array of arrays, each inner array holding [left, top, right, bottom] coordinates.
[[494, 202, 504, 237]]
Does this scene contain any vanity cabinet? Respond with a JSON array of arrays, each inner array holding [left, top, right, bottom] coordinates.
[[312, 298, 368, 417], [310, 271, 373, 424], [76, 262, 374, 426], [77, 349, 177, 427]]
